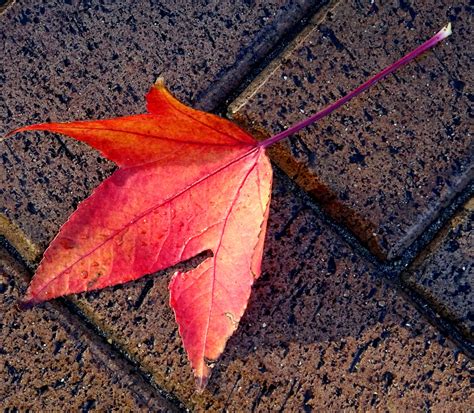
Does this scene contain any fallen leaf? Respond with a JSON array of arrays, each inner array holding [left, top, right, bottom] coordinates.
[[7, 24, 451, 390], [11, 79, 273, 388]]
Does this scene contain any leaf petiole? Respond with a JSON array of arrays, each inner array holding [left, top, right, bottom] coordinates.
[[259, 23, 452, 149]]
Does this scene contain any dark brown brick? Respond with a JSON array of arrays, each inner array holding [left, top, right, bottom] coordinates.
[[0, 0, 321, 259], [0, 249, 176, 411], [403, 197, 473, 340], [60, 172, 471, 411], [229, 0, 473, 260]]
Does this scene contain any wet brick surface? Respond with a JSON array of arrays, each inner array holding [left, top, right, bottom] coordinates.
[[59, 172, 472, 411], [1, 1, 472, 410], [229, 0, 473, 260], [1, 0, 321, 259], [0, 249, 176, 412], [403, 197, 473, 341]]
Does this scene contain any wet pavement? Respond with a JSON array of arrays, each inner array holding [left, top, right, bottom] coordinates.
[[1, 0, 472, 411]]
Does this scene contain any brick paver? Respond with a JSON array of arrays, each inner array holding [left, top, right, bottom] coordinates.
[[0, 249, 176, 412], [229, 0, 473, 260], [39, 172, 472, 411], [403, 197, 473, 340], [1, 0, 321, 260]]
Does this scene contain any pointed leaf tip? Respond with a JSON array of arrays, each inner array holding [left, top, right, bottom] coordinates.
[[153, 76, 167, 91], [195, 374, 209, 393], [4, 126, 28, 140]]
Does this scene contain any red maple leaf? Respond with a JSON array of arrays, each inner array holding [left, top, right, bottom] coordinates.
[[7, 25, 451, 389]]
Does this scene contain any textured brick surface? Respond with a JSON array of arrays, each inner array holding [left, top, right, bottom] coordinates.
[[229, 0, 473, 260], [1, 1, 472, 410], [0, 0, 321, 259], [403, 197, 473, 340], [0, 249, 176, 412], [0, 1, 12, 14], [54, 173, 471, 411]]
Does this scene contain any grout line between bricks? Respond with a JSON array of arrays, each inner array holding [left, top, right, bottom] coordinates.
[[0, 0, 15, 15], [224, 0, 341, 117], [0, 239, 188, 412], [210, 0, 333, 117], [59, 298, 188, 412], [282, 167, 474, 357], [382, 180, 474, 275], [399, 284, 474, 358], [0, 212, 40, 262]]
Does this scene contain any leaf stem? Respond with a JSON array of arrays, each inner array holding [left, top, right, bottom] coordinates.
[[259, 23, 452, 149]]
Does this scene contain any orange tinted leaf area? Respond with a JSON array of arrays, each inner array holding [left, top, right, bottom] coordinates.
[[10, 79, 273, 390]]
